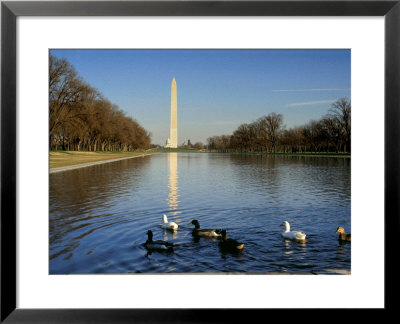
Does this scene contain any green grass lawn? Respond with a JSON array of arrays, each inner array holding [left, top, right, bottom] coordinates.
[[148, 148, 206, 153], [50, 149, 349, 169], [50, 151, 151, 168], [147, 148, 350, 157]]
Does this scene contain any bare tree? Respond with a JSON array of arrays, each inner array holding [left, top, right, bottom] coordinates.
[[254, 113, 283, 153], [208, 99, 350, 154], [49, 54, 151, 151], [328, 98, 351, 152], [194, 142, 204, 150]]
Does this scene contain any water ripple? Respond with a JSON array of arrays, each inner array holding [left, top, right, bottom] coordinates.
[[50, 153, 350, 274]]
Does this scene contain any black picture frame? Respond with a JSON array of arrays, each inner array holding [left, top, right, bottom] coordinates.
[[1, 0, 398, 322]]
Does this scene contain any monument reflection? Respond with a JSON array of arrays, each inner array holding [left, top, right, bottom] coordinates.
[[167, 153, 181, 220]]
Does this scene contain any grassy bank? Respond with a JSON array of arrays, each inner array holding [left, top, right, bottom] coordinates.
[[50, 151, 153, 168], [148, 148, 206, 153], [211, 151, 351, 158], [148, 148, 350, 157], [51, 149, 350, 168]]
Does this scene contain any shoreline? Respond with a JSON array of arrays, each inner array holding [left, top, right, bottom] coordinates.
[[149, 148, 350, 158], [50, 153, 153, 174], [205, 151, 351, 158], [50, 150, 349, 174]]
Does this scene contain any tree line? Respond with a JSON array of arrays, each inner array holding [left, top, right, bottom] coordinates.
[[49, 54, 151, 151], [207, 98, 351, 154]]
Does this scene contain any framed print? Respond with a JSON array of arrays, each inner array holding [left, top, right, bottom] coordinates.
[[1, 0, 399, 322]]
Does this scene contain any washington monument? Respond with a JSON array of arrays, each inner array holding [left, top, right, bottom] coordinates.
[[165, 77, 178, 148]]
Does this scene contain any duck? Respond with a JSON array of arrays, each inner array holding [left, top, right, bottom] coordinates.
[[336, 226, 351, 242], [144, 230, 173, 251], [162, 214, 178, 231], [189, 219, 223, 238], [280, 221, 306, 241], [218, 230, 244, 251]]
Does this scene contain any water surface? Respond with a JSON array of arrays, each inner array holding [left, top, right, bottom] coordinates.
[[49, 153, 351, 274]]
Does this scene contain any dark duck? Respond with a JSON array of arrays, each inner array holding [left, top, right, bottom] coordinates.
[[144, 230, 173, 251], [189, 219, 223, 238], [218, 230, 244, 251], [335, 226, 351, 242]]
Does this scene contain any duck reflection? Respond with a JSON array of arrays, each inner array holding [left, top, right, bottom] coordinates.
[[163, 229, 178, 241], [282, 238, 307, 259], [336, 241, 350, 260]]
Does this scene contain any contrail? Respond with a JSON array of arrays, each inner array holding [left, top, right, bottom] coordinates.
[[272, 88, 350, 92]]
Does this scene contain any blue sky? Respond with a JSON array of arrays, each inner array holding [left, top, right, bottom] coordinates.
[[50, 49, 350, 145]]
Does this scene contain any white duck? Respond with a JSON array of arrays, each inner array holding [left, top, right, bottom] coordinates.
[[280, 221, 306, 241], [162, 214, 178, 231]]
